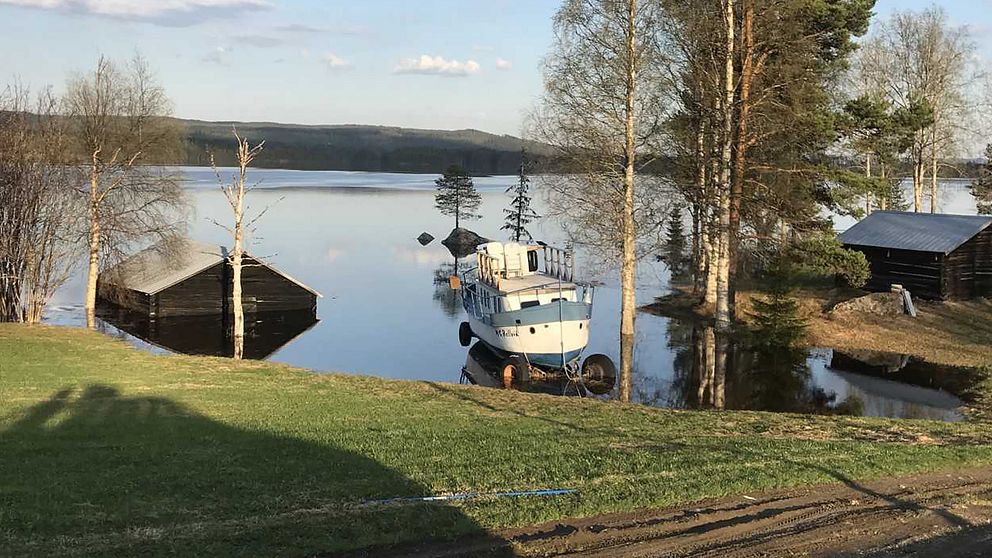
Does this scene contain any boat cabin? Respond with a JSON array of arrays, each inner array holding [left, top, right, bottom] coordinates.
[[473, 242, 584, 311]]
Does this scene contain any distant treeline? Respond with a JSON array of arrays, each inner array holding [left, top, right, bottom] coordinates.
[[178, 119, 556, 175]]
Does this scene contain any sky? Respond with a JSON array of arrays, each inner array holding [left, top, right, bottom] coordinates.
[[0, 0, 990, 137]]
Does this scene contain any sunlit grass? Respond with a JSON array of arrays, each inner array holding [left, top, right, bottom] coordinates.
[[2, 324, 992, 556]]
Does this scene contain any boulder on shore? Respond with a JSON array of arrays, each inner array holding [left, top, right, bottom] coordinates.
[[830, 292, 905, 317], [441, 228, 489, 258]]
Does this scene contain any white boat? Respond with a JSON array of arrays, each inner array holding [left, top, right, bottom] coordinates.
[[457, 242, 598, 372]]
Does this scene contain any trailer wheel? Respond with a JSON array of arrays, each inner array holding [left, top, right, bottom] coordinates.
[[500, 355, 529, 388], [458, 322, 473, 347], [581, 354, 617, 394]]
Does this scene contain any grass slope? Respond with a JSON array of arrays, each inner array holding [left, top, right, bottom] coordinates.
[[3, 325, 992, 556]]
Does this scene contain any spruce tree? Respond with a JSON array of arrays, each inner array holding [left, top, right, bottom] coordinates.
[[434, 165, 481, 229], [751, 263, 807, 349], [501, 152, 540, 242], [664, 205, 687, 279]]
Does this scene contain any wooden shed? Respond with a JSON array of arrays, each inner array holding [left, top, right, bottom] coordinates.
[[839, 211, 992, 300], [98, 239, 321, 317]]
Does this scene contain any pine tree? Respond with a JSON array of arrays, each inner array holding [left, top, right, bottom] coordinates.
[[971, 144, 992, 215], [501, 152, 540, 242], [434, 165, 481, 229], [751, 264, 807, 349], [664, 204, 687, 279]]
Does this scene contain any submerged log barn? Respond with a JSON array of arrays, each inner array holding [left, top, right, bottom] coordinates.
[[98, 239, 321, 317], [839, 211, 992, 300]]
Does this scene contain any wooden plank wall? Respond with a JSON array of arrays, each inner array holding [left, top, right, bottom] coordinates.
[[154, 258, 316, 317], [944, 227, 992, 299], [852, 246, 944, 300]]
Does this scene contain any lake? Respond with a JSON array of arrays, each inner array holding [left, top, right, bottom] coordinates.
[[45, 170, 986, 421]]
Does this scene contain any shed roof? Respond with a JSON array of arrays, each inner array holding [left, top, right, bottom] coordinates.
[[101, 238, 321, 297], [838, 211, 992, 255]]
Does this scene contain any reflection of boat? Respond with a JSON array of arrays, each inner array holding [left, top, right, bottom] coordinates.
[[458, 242, 595, 369], [96, 303, 319, 360], [461, 341, 615, 395]]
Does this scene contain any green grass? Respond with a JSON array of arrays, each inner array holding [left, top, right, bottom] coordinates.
[[3, 324, 992, 556]]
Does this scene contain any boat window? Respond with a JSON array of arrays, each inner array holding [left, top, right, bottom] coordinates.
[[528, 250, 539, 272], [520, 300, 541, 309]]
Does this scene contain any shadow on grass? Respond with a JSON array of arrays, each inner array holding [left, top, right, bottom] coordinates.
[[424, 381, 976, 534], [1, 385, 511, 557]]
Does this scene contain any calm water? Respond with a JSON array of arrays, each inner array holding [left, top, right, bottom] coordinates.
[[46, 170, 985, 421]]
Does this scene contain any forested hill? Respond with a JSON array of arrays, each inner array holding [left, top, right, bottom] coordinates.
[[178, 119, 553, 174]]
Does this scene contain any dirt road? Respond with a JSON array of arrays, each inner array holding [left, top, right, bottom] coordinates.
[[370, 467, 992, 557]]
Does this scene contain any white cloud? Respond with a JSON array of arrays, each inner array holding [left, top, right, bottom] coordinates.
[[322, 52, 350, 70], [394, 55, 480, 77], [494, 57, 512, 70], [0, 0, 270, 26]]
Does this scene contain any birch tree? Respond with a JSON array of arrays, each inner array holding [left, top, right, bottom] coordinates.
[[63, 55, 185, 328], [213, 131, 265, 360], [857, 7, 981, 213], [534, 0, 670, 402], [0, 86, 82, 323]]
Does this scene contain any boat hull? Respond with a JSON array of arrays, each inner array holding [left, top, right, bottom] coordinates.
[[465, 301, 590, 369]]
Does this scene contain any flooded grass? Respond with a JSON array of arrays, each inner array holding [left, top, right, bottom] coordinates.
[[3, 324, 992, 555]]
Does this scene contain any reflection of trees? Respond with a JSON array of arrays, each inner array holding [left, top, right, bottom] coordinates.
[[663, 318, 852, 415], [432, 257, 464, 319]]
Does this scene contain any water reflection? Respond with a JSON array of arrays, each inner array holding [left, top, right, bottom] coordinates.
[[659, 321, 976, 421], [432, 257, 464, 319], [96, 303, 318, 360], [460, 341, 615, 396]]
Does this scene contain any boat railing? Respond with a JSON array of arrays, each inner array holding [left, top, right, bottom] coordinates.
[[477, 252, 503, 290], [542, 245, 574, 282]]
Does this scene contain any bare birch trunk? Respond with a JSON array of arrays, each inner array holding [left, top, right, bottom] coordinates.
[[714, 0, 735, 332], [865, 153, 873, 216], [929, 128, 938, 214], [85, 162, 100, 329], [912, 133, 924, 212], [692, 121, 706, 295], [618, 0, 638, 404], [231, 189, 245, 361], [879, 163, 889, 210]]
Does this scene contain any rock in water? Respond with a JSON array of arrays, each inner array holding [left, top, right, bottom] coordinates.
[[442, 228, 489, 258], [417, 232, 435, 246]]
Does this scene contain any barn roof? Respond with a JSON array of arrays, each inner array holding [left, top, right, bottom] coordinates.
[[101, 238, 322, 297], [839, 211, 992, 255]]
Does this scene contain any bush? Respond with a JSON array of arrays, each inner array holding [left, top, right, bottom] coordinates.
[[788, 233, 870, 288]]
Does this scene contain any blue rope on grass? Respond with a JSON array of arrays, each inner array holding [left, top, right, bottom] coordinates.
[[362, 488, 577, 507]]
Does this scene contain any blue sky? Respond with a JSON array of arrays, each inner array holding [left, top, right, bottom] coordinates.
[[0, 1, 988, 136]]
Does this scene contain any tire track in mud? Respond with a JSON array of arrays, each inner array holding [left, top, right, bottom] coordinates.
[[367, 467, 992, 558]]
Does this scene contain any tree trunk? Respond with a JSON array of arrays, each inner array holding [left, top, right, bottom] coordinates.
[[85, 164, 100, 329], [232, 164, 246, 360], [618, 0, 638, 404], [912, 134, 924, 212], [865, 153, 873, 216], [930, 128, 938, 214], [714, 0, 735, 332], [879, 163, 889, 210], [729, 0, 754, 320], [692, 118, 706, 296]]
